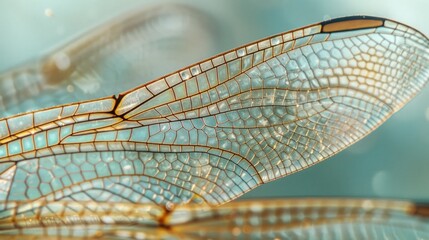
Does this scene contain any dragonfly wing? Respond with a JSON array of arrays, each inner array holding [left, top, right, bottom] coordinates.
[[170, 199, 429, 239], [0, 4, 216, 118], [0, 16, 429, 207], [1, 199, 428, 239]]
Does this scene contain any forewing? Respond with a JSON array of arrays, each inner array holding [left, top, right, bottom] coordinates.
[[0, 16, 428, 208]]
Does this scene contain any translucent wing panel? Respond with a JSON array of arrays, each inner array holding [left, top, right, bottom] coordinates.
[[0, 4, 217, 118], [0, 199, 428, 239], [0, 16, 429, 207]]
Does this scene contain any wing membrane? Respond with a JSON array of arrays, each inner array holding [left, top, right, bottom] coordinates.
[[0, 199, 428, 239], [0, 4, 216, 118], [0, 16, 429, 208]]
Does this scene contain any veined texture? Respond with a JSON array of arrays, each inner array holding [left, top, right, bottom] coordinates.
[[1, 198, 428, 239], [0, 4, 217, 118], [0, 16, 428, 209]]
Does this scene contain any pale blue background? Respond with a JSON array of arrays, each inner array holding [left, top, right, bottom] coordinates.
[[1, 0, 428, 202]]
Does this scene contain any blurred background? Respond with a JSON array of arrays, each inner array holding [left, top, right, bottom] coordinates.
[[0, 0, 428, 202]]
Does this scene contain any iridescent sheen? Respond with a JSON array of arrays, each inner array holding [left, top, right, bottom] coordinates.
[[0, 15, 429, 238]]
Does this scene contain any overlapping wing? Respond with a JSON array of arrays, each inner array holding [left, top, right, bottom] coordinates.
[[0, 16, 429, 209], [0, 4, 216, 118], [0, 199, 428, 239]]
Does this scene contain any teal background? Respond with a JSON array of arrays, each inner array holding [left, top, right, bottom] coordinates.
[[0, 0, 428, 201]]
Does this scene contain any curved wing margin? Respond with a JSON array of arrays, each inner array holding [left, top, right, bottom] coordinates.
[[0, 16, 428, 207]]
